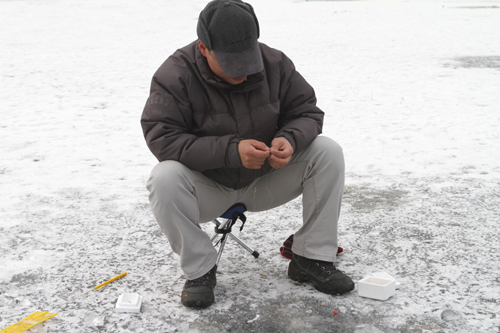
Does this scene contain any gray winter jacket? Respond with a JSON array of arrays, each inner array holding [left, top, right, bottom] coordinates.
[[141, 41, 324, 189]]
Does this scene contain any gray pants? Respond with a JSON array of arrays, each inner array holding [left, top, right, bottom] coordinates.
[[146, 136, 345, 280]]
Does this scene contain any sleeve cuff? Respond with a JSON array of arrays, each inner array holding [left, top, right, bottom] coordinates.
[[226, 140, 243, 168]]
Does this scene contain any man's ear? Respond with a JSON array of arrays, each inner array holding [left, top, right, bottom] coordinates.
[[198, 40, 208, 58]]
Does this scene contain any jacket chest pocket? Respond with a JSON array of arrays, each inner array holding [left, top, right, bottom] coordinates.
[[250, 100, 280, 144]]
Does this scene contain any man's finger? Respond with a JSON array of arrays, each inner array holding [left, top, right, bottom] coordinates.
[[269, 155, 289, 169], [251, 140, 270, 152], [250, 149, 271, 159], [271, 138, 293, 158], [249, 142, 270, 158], [271, 149, 291, 159], [247, 160, 266, 169], [271, 143, 293, 158]]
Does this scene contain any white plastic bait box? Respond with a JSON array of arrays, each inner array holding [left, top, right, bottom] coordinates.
[[357, 276, 396, 300], [115, 293, 143, 313], [370, 272, 400, 289]]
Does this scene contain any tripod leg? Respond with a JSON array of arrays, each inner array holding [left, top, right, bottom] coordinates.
[[227, 233, 259, 258], [215, 234, 229, 267]]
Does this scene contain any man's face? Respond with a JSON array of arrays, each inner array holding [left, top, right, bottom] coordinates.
[[199, 40, 247, 85]]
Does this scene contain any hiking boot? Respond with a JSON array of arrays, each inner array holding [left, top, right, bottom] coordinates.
[[181, 265, 217, 308], [288, 254, 354, 295]]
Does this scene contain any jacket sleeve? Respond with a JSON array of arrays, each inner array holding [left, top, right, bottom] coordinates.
[[140, 75, 243, 172], [274, 54, 324, 153]]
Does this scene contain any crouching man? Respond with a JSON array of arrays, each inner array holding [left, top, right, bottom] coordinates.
[[141, 0, 354, 308]]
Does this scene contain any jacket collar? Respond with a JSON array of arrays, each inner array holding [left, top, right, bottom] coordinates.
[[195, 42, 263, 92]]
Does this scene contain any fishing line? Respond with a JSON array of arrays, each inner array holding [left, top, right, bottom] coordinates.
[[252, 170, 274, 211]]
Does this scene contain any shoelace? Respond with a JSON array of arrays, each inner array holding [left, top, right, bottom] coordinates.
[[313, 261, 338, 275]]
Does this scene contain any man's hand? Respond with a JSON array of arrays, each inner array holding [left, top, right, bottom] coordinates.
[[269, 137, 293, 169], [238, 139, 271, 169]]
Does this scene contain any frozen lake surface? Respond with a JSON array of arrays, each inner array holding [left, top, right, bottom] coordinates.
[[1, 0, 499, 332]]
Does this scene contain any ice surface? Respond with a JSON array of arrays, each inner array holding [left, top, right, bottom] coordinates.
[[354, 325, 385, 333], [1, 0, 499, 332], [441, 309, 462, 322]]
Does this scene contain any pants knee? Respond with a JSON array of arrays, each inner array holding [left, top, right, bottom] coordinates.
[[310, 136, 345, 171], [147, 160, 192, 197]]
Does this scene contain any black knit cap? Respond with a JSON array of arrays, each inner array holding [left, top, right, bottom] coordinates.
[[197, 0, 264, 77]]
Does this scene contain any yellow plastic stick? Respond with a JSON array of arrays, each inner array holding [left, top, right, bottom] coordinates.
[[94, 272, 127, 290]]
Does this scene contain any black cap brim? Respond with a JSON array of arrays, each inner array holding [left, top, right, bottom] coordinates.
[[213, 42, 264, 78]]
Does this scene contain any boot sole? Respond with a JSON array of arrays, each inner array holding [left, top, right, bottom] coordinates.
[[181, 294, 214, 308], [181, 297, 214, 308]]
